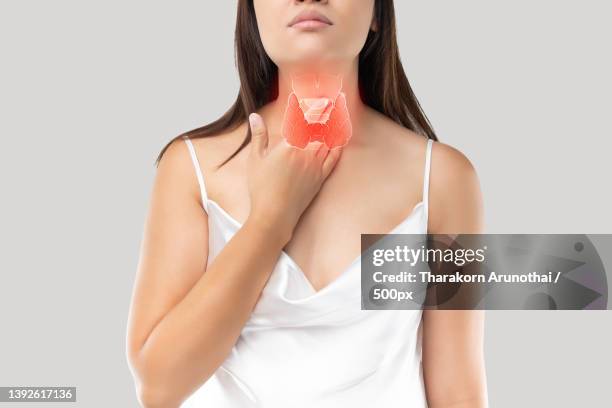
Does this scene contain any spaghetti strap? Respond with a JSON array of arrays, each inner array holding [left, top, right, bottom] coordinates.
[[183, 135, 209, 212], [422, 139, 434, 230]]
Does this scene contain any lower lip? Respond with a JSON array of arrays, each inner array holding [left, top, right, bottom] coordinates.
[[290, 20, 331, 30]]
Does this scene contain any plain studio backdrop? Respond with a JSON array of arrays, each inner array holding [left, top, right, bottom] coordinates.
[[0, 1, 610, 407]]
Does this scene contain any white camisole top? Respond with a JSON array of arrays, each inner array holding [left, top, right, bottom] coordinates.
[[180, 136, 434, 408]]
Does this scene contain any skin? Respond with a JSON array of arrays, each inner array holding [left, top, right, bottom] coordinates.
[[126, 1, 488, 407]]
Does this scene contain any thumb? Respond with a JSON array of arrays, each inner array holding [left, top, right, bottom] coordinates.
[[249, 113, 268, 158]]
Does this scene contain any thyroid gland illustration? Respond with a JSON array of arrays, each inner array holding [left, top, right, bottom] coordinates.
[[281, 73, 352, 149]]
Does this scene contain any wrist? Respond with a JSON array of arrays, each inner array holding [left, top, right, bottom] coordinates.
[[243, 214, 293, 249]]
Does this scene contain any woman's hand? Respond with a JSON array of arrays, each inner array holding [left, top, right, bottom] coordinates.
[[246, 112, 342, 243]]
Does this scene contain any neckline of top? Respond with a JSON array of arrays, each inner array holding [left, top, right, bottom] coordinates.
[[206, 197, 425, 295]]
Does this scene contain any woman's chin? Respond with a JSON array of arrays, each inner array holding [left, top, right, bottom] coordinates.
[[279, 51, 347, 71]]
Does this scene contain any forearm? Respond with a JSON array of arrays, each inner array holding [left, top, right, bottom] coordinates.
[[428, 396, 488, 408], [132, 217, 289, 406]]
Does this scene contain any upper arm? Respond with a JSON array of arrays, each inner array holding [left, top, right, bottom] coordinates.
[[126, 138, 209, 361], [428, 142, 484, 235], [422, 142, 488, 407]]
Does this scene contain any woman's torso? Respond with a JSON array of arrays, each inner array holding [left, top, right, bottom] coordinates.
[[180, 124, 433, 407]]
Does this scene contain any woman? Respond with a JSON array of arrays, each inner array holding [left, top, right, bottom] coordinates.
[[126, 1, 487, 407]]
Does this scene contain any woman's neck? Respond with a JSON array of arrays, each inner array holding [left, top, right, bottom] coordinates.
[[262, 60, 366, 145]]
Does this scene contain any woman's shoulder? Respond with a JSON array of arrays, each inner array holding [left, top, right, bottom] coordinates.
[[155, 122, 249, 204], [367, 107, 478, 178], [427, 138, 484, 232], [178, 122, 249, 169], [367, 108, 483, 232]]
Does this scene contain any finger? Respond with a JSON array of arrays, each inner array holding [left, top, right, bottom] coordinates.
[[248, 113, 268, 158], [304, 140, 322, 152], [322, 146, 343, 178], [315, 142, 330, 162]]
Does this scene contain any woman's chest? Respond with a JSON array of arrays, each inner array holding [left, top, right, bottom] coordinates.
[[206, 154, 424, 292]]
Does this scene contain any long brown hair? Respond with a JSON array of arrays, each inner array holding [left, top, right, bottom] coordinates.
[[157, 0, 437, 167]]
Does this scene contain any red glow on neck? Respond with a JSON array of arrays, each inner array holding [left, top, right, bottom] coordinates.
[[281, 75, 352, 148]]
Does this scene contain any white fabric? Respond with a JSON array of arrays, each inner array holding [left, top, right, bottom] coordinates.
[[181, 136, 434, 408]]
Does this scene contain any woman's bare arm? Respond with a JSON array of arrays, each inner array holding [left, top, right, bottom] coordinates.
[[126, 116, 341, 408], [422, 142, 488, 408], [125, 138, 289, 408]]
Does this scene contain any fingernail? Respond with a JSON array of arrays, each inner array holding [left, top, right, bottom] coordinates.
[[249, 113, 262, 129]]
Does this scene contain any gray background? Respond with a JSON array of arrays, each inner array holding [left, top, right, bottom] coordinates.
[[0, 1, 610, 407]]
